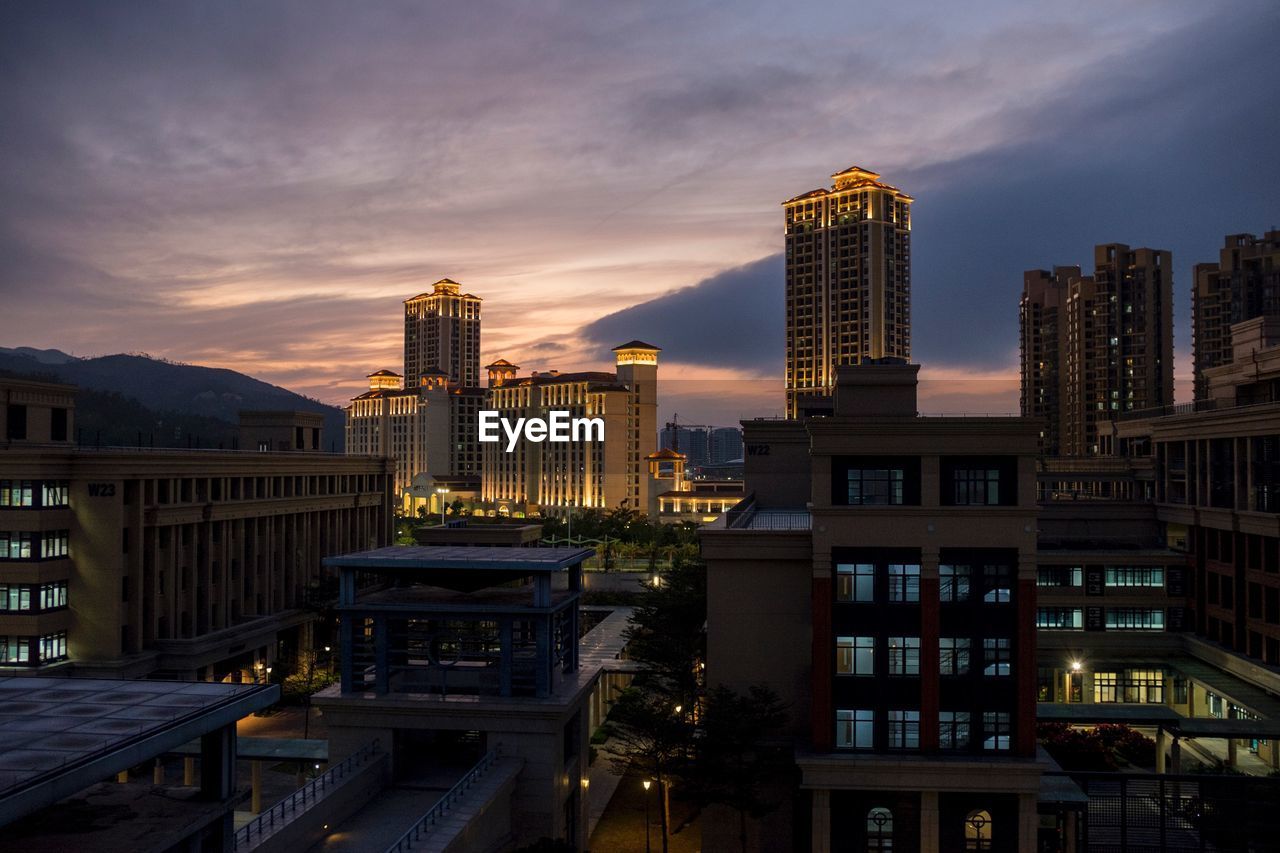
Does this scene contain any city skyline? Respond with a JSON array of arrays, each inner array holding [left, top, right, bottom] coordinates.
[[2, 1, 1278, 422]]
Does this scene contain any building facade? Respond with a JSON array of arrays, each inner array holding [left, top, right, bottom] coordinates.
[[1020, 244, 1174, 456], [403, 278, 482, 389], [1, 378, 393, 679], [784, 166, 913, 418], [1193, 230, 1280, 401], [479, 342, 659, 517], [345, 369, 482, 515], [701, 364, 1046, 852]]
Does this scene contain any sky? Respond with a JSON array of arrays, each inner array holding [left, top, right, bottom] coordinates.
[[2, 0, 1277, 423]]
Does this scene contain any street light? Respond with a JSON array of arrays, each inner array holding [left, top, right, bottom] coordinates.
[[642, 779, 652, 853], [435, 486, 450, 526]]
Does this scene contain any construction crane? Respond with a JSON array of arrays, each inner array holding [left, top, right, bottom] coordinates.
[[663, 413, 712, 454]]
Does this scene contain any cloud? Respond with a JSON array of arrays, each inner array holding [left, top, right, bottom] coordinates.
[[578, 255, 783, 375]]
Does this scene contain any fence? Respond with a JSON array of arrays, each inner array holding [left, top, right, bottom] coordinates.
[[232, 740, 381, 850]]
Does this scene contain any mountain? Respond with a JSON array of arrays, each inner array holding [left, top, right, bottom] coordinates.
[[0, 349, 346, 451]]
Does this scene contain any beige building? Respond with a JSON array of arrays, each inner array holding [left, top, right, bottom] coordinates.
[[783, 166, 913, 417], [646, 448, 744, 524], [480, 342, 659, 517], [1, 378, 393, 679], [1020, 244, 1174, 456], [404, 278, 482, 389], [345, 369, 482, 515], [1193, 230, 1280, 401]]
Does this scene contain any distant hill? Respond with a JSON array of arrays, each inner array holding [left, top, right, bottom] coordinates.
[[0, 348, 346, 451]]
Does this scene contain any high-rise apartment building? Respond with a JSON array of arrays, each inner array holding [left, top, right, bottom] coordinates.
[[783, 166, 913, 417], [708, 426, 743, 465], [1192, 230, 1280, 400], [345, 369, 483, 515], [480, 342, 659, 516], [403, 278, 482, 389], [702, 364, 1046, 851], [0, 378, 393, 679], [1020, 244, 1173, 456]]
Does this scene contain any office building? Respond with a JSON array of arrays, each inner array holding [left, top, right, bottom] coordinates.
[[783, 166, 913, 417], [345, 369, 483, 515], [701, 363, 1050, 852], [479, 342, 659, 517], [1193, 230, 1280, 400], [658, 424, 710, 468], [1, 377, 394, 679], [708, 425, 743, 466], [1020, 244, 1174, 455], [403, 278, 482, 389]]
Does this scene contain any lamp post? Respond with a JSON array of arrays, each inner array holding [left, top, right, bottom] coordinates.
[[642, 779, 652, 853], [435, 486, 450, 526]]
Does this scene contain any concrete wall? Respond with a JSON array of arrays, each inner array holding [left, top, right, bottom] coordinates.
[[252, 752, 390, 853]]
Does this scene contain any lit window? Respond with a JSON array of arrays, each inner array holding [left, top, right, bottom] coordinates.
[[836, 563, 875, 602], [965, 809, 993, 850], [887, 637, 920, 676], [836, 636, 874, 676]]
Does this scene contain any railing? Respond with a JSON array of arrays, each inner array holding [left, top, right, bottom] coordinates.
[[384, 749, 500, 853], [232, 740, 381, 850]]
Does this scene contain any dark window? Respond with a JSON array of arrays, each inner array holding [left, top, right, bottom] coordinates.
[[941, 457, 1017, 506], [887, 564, 920, 602], [940, 564, 971, 602], [50, 408, 68, 442], [6, 405, 27, 440], [939, 711, 971, 749], [848, 467, 904, 505], [833, 457, 920, 505]]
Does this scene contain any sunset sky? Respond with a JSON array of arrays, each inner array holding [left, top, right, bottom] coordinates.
[[2, 1, 1277, 423]]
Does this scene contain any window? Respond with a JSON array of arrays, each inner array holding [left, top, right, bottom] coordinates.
[[1105, 566, 1164, 587], [983, 639, 1011, 676], [939, 564, 971, 602], [836, 563, 875, 602], [952, 468, 1000, 505], [848, 468, 904, 505], [50, 407, 68, 442], [836, 709, 874, 749], [39, 582, 67, 611], [1122, 669, 1165, 703], [837, 636, 874, 676], [867, 807, 894, 852], [965, 809, 993, 850], [0, 585, 31, 612], [0, 636, 30, 664], [1037, 566, 1082, 588], [1105, 608, 1164, 630], [939, 711, 971, 749], [0, 532, 33, 560], [40, 530, 69, 559], [41, 481, 69, 507], [39, 632, 67, 662], [940, 638, 971, 675], [6, 405, 27, 440], [982, 713, 1010, 751], [982, 565, 1011, 603], [1036, 607, 1083, 630], [887, 637, 920, 676], [0, 481, 33, 507], [887, 710, 919, 749], [887, 564, 920, 602]]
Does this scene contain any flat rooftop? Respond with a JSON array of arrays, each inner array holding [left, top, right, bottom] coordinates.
[[323, 544, 595, 572], [0, 676, 278, 826]]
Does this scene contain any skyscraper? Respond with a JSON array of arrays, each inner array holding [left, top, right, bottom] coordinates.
[[1192, 230, 1280, 400], [1020, 245, 1173, 456], [783, 166, 913, 418], [403, 278, 482, 389]]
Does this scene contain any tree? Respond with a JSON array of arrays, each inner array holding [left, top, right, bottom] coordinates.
[[689, 685, 791, 853], [599, 504, 639, 571], [606, 687, 693, 853], [624, 553, 707, 703]]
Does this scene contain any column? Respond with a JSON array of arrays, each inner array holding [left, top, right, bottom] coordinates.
[[535, 616, 551, 697], [1156, 728, 1168, 774], [200, 724, 237, 801], [1227, 737, 1238, 768], [374, 616, 390, 696], [184, 757, 197, 786], [1170, 737, 1182, 773], [153, 758, 164, 785], [1017, 792, 1039, 853], [920, 550, 940, 752], [251, 760, 263, 814], [919, 790, 940, 853], [811, 789, 831, 853], [500, 619, 514, 696]]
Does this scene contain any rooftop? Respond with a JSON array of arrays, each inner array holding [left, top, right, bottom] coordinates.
[[322, 544, 595, 572], [0, 677, 277, 825]]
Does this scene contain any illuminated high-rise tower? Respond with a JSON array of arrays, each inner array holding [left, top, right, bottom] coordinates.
[[783, 166, 913, 418], [403, 278, 482, 389]]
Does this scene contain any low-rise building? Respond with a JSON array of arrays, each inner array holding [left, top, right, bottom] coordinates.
[[1, 377, 394, 679]]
